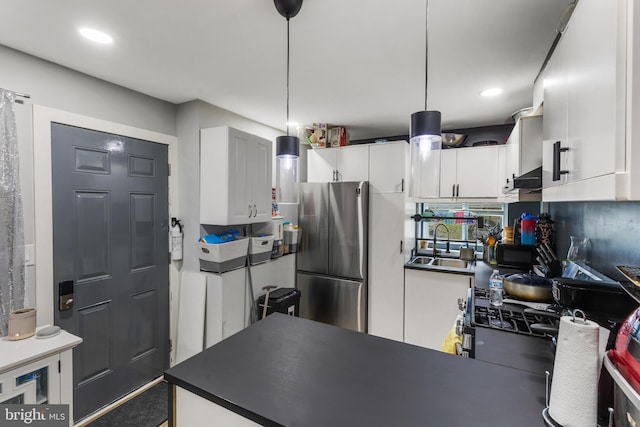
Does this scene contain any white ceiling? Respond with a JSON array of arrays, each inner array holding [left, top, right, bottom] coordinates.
[[1, 0, 573, 140]]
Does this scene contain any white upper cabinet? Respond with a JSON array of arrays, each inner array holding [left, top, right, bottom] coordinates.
[[439, 149, 458, 198], [200, 126, 273, 225], [307, 148, 336, 182], [542, 0, 640, 201], [369, 141, 408, 193], [307, 145, 369, 182], [438, 146, 500, 199]]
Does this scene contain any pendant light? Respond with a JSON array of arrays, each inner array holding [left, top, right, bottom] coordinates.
[[409, 0, 442, 199], [274, 0, 303, 204]]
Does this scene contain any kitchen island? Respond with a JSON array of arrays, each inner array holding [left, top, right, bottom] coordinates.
[[165, 313, 548, 426]]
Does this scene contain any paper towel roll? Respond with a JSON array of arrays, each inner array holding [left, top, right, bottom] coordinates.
[[549, 316, 604, 427]]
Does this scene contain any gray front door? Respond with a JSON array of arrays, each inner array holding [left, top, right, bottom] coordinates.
[[51, 123, 169, 420]]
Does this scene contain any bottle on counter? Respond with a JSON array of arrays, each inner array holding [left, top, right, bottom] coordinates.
[[489, 269, 503, 307]]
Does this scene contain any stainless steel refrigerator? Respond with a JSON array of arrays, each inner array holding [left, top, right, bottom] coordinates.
[[297, 181, 368, 332]]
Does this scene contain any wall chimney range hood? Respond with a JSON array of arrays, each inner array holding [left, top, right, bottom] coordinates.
[[503, 166, 542, 193]]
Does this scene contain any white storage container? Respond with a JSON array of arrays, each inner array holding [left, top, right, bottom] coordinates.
[[249, 235, 274, 265], [198, 236, 249, 273]]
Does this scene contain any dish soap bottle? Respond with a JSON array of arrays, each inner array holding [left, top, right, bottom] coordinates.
[[489, 269, 503, 307]]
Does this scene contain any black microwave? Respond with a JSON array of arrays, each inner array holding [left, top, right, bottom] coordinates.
[[495, 243, 536, 269]]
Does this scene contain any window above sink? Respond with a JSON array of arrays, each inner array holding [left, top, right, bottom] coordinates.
[[414, 202, 505, 256]]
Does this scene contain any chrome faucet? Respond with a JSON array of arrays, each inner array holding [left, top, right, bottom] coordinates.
[[433, 223, 451, 257]]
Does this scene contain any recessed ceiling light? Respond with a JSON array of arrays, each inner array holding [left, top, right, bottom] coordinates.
[[78, 27, 113, 45], [481, 88, 502, 97]]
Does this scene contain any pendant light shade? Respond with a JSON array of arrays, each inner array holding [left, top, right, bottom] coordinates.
[[409, 112, 442, 199], [274, 0, 303, 19], [274, 0, 303, 204], [408, 0, 442, 199], [410, 110, 441, 140], [276, 135, 300, 158]]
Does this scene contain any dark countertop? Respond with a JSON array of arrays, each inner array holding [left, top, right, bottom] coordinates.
[[165, 314, 548, 427]]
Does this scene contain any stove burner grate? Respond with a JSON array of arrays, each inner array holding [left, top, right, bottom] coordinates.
[[473, 289, 557, 337]]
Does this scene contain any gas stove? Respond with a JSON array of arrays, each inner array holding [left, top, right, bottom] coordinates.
[[457, 287, 559, 358], [472, 288, 559, 336]]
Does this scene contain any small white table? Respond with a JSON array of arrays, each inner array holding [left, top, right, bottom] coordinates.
[[0, 327, 82, 426]]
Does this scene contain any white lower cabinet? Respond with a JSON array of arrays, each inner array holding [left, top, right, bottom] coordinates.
[[0, 354, 60, 405], [404, 269, 473, 351]]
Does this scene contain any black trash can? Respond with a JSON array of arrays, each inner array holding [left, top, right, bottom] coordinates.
[[257, 288, 301, 320]]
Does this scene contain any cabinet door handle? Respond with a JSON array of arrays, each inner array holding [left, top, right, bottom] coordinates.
[[452, 184, 456, 197], [553, 141, 569, 181], [400, 240, 403, 253], [401, 178, 405, 192], [253, 204, 257, 217], [456, 184, 460, 197], [248, 204, 252, 218]]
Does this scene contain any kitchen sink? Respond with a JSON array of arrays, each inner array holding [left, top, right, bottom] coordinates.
[[430, 258, 469, 268], [410, 256, 434, 265], [408, 256, 472, 271]]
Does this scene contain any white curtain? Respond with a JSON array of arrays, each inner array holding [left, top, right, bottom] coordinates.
[[0, 89, 25, 336]]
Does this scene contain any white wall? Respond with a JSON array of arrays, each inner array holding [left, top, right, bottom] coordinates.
[[0, 44, 177, 311]]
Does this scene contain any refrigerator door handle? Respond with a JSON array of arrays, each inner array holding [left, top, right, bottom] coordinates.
[[357, 183, 365, 279], [357, 282, 363, 333]]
